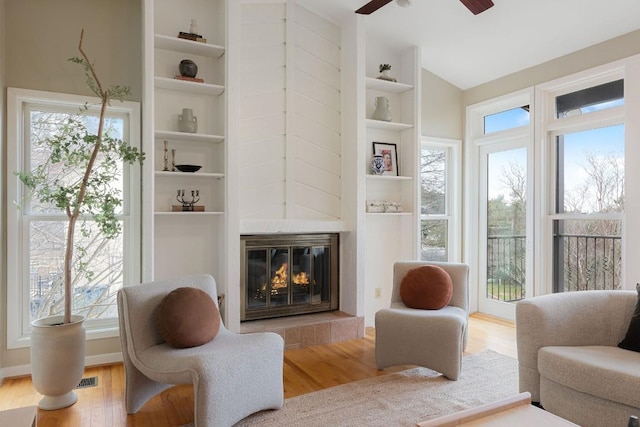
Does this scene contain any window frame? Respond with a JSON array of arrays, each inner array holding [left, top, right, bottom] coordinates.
[[465, 88, 535, 317], [7, 88, 142, 349], [535, 63, 629, 296], [419, 136, 462, 262]]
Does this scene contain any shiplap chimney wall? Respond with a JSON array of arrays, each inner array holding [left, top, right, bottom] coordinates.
[[239, 3, 341, 222]]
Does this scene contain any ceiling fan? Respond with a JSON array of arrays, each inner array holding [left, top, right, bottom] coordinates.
[[355, 0, 494, 15]]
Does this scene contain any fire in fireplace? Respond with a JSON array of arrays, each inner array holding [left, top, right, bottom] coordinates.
[[240, 234, 339, 321]]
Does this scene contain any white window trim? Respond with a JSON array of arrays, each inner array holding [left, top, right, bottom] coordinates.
[[7, 88, 141, 349], [419, 136, 462, 262]]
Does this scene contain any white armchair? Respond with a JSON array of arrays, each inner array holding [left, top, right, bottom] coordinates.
[[117, 274, 284, 427], [375, 261, 470, 380]]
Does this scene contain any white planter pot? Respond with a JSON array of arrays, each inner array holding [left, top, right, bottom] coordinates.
[[30, 315, 86, 410]]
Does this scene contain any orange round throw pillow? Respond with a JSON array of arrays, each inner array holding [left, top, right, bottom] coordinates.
[[156, 287, 221, 348], [400, 265, 453, 310]]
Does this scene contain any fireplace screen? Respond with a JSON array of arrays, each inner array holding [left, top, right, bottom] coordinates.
[[241, 234, 338, 321]]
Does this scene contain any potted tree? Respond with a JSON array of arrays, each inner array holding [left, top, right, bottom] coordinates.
[[16, 30, 145, 410]]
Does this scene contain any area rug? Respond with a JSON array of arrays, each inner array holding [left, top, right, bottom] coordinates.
[[234, 350, 519, 426]]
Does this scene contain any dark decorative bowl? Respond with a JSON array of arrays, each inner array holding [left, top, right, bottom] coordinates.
[[175, 164, 201, 173]]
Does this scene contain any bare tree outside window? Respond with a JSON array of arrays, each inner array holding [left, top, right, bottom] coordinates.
[[554, 129, 624, 292], [420, 148, 447, 261], [25, 108, 127, 322]]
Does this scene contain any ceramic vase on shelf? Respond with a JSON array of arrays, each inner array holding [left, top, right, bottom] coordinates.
[[178, 108, 198, 133], [370, 154, 385, 175], [371, 96, 392, 122], [179, 59, 198, 78]]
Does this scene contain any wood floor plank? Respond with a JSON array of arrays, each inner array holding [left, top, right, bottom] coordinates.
[[0, 313, 516, 426]]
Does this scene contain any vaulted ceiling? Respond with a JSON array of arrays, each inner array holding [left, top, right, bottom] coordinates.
[[298, 0, 640, 89]]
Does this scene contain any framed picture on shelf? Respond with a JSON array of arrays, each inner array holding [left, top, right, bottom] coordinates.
[[373, 142, 399, 176]]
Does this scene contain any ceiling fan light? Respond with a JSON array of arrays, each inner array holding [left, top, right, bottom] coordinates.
[[396, 0, 411, 8]]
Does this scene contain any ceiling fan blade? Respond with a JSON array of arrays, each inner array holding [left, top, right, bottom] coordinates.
[[459, 0, 494, 15], [356, 0, 394, 15]]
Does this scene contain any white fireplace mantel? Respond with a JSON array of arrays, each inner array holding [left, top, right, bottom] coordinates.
[[240, 219, 348, 235]]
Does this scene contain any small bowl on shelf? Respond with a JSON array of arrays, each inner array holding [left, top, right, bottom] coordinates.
[[175, 164, 201, 173]]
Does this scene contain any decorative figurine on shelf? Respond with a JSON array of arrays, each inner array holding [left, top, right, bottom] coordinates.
[[174, 59, 204, 83], [371, 96, 392, 122], [377, 63, 397, 82], [179, 59, 198, 78], [176, 189, 200, 211], [177, 18, 207, 43], [163, 140, 170, 171], [178, 108, 198, 133], [171, 148, 176, 172], [370, 154, 385, 175]]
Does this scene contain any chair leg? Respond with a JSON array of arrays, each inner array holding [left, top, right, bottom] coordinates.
[[122, 357, 172, 414]]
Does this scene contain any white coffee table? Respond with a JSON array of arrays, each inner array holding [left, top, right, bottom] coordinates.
[[0, 406, 37, 427], [416, 392, 578, 427]]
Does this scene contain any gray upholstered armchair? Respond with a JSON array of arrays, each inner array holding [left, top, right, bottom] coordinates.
[[516, 290, 640, 427], [117, 274, 284, 427], [375, 261, 470, 380]]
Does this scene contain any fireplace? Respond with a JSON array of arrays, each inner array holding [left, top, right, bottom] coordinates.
[[240, 234, 339, 321]]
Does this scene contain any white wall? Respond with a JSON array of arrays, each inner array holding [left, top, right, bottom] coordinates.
[[421, 69, 462, 140]]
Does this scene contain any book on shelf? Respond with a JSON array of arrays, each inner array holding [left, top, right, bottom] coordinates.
[[173, 75, 205, 83], [177, 32, 207, 43]]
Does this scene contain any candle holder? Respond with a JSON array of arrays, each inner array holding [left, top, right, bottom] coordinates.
[[176, 189, 200, 211], [163, 141, 170, 171]]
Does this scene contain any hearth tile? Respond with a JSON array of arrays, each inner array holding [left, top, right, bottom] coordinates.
[[357, 316, 365, 339], [331, 317, 358, 343], [285, 326, 302, 346], [301, 324, 317, 347], [315, 322, 331, 345]]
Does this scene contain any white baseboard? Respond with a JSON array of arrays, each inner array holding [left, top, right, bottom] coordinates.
[[1, 352, 123, 379]]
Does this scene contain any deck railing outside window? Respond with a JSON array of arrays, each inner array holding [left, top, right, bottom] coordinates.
[[486, 234, 621, 302]]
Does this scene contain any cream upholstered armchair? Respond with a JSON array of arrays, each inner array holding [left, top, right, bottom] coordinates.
[[375, 261, 470, 380], [117, 274, 284, 427]]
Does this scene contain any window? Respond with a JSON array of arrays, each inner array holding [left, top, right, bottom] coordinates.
[[7, 88, 141, 348], [540, 66, 627, 295], [484, 106, 530, 134], [420, 137, 461, 262]]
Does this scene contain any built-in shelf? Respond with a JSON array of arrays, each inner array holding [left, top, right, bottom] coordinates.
[[154, 76, 225, 96], [366, 212, 413, 217], [155, 211, 224, 216], [154, 34, 225, 58], [155, 130, 224, 143], [365, 77, 413, 93], [366, 175, 414, 181], [366, 119, 413, 130], [154, 171, 225, 179]]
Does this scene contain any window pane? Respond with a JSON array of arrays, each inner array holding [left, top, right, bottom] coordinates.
[[29, 220, 124, 322], [28, 108, 126, 214], [484, 106, 529, 134], [556, 79, 623, 118], [420, 148, 446, 215], [553, 219, 622, 292], [486, 148, 527, 302], [555, 125, 624, 214], [420, 220, 447, 261]]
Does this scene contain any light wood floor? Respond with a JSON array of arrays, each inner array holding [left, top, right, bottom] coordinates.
[[0, 313, 516, 427]]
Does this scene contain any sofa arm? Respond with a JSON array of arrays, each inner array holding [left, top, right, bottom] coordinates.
[[515, 290, 635, 402]]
